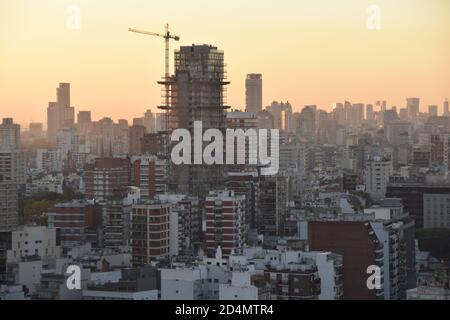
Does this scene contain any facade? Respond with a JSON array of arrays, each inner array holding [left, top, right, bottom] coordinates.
[[0, 118, 20, 150], [204, 190, 246, 258], [84, 157, 131, 202], [156, 194, 201, 257], [129, 124, 146, 155], [0, 149, 26, 186], [130, 202, 171, 266], [131, 155, 168, 201], [364, 156, 393, 200], [387, 182, 450, 229], [423, 193, 450, 228], [305, 220, 384, 300], [297, 106, 316, 141], [103, 187, 140, 249], [56, 127, 79, 161], [257, 175, 288, 242], [0, 175, 18, 232], [36, 149, 62, 173], [47, 200, 102, 248], [227, 171, 259, 230]]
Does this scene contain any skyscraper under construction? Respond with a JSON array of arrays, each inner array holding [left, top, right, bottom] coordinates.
[[160, 44, 229, 196]]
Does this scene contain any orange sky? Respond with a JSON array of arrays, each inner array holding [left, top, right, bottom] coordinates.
[[0, 0, 449, 126]]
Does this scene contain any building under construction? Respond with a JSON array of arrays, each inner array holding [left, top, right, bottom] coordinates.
[[159, 44, 229, 196]]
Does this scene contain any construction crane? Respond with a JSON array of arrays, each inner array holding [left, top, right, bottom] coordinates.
[[128, 24, 180, 174], [128, 24, 180, 82]]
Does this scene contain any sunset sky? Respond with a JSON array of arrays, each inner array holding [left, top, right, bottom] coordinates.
[[0, 0, 449, 126]]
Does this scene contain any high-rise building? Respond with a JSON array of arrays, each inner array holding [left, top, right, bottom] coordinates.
[[155, 113, 167, 132], [0, 118, 20, 150], [444, 98, 449, 116], [303, 215, 408, 300], [267, 101, 293, 131], [56, 127, 78, 160], [353, 103, 365, 124], [84, 157, 131, 202], [130, 202, 171, 266], [424, 193, 450, 228], [406, 98, 420, 119], [28, 123, 44, 139], [47, 200, 102, 248], [428, 105, 438, 117], [36, 149, 62, 173], [156, 194, 201, 256], [386, 121, 412, 146], [257, 175, 288, 245], [0, 149, 26, 186], [140, 133, 163, 156], [297, 106, 316, 142], [131, 155, 168, 200], [103, 187, 140, 249], [364, 156, 393, 200], [165, 44, 229, 195], [366, 104, 374, 122], [245, 74, 262, 113], [57, 82, 70, 108], [387, 182, 450, 229], [47, 83, 75, 144], [226, 111, 259, 169], [77, 111, 91, 124], [0, 174, 18, 232], [204, 190, 246, 258], [227, 171, 259, 230], [144, 110, 156, 133], [129, 125, 146, 155]]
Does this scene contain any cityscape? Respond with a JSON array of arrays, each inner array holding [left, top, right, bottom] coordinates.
[[1, 0, 450, 306]]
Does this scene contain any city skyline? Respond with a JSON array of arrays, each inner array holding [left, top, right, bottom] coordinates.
[[1, 0, 449, 124]]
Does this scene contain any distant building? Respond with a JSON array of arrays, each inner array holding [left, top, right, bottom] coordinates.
[[36, 149, 62, 173], [406, 98, 420, 120], [47, 83, 75, 144], [0, 118, 20, 150], [428, 105, 439, 117], [364, 156, 393, 200], [129, 125, 146, 155], [245, 74, 262, 113], [0, 149, 26, 186]]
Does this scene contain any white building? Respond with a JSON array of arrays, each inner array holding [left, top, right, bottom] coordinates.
[[36, 149, 62, 173], [219, 271, 258, 300], [56, 127, 79, 160], [364, 156, 393, 200]]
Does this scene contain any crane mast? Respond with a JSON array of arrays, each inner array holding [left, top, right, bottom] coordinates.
[[129, 24, 180, 182]]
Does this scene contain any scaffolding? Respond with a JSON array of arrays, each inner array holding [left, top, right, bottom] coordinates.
[[158, 45, 230, 195]]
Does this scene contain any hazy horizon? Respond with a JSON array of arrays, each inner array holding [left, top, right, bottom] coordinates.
[[1, 0, 449, 124]]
